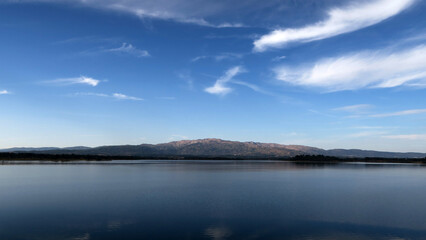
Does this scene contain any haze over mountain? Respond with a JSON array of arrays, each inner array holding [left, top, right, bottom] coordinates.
[[2, 139, 425, 159]]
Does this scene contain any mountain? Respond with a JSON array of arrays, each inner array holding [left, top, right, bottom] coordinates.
[[32, 138, 321, 158], [3, 138, 425, 159], [0, 146, 91, 153], [325, 149, 426, 158], [0, 147, 61, 152]]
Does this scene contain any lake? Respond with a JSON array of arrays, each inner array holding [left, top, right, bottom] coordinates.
[[1, 160, 426, 240]]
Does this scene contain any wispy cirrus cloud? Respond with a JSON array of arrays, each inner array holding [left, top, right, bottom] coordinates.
[[370, 109, 426, 118], [75, 92, 109, 98], [104, 43, 150, 58], [231, 81, 274, 96], [191, 53, 243, 62], [333, 107, 426, 118], [353, 126, 389, 130], [348, 131, 388, 138], [275, 45, 426, 91], [75, 92, 143, 101], [11, 0, 245, 28], [52, 36, 120, 45], [383, 134, 426, 140], [254, 0, 415, 51], [0, 90, 10, 95], [204, 33, 259, 40], [333, 104, 373, 113], [272, 56, 286, 62], [205, 66, 244, 96], [106, 2, 244, 28], [112, 93, 143, 101], [45, 76, 101, 87], [191, 56, 208, 62], [79, 42, 150, 58]]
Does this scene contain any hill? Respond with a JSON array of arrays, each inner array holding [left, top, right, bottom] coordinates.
[[3, 138, 424, 159]]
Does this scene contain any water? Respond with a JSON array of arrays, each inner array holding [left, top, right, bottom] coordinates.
[[1, 160, 426, 240]]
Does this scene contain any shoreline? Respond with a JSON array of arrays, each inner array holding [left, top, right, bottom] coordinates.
[[1, 153, 425, 164]]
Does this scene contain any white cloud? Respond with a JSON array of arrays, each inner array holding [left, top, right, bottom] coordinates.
[[0, 90, 10, 95], [75, 92, 143, 101], [112, 93, 143, 101], [214, 53, 243, 61], [46, 76, 100, 87], [96, 2, 245, 28], [275, 45, 426, 91], [53, 36, 120, 45], [334, 104, 373, 113], [383, 134, 426, 140], [13, 0, 245, 28], [104, 43, 150, 57], [353, 126, 387, 130], [370, 109, 426, 118], [232, 81, 274, 96], [191, 56, 208, 62], [272, 56, 286, 62], [75, 92, 109, 97], [205, 66, 244, 95], [191, 53, 243, 62], [254, 0, 415, 51], [107, 3, 244, 28], [348, 131, 387, 138]]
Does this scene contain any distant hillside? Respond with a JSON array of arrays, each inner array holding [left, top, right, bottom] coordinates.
[[0, 147, 60, 152], [0, 146, 91, 153], [325, 149, 426, 158], [3, 138, 425, 159], [35, 139, 322, 158]]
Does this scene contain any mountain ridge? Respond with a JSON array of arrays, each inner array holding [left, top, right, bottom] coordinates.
[[1, 138, 425, 159]]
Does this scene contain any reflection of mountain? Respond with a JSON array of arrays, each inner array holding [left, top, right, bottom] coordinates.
[[202, 220, 426, 240], [2, 138, 425, 159]]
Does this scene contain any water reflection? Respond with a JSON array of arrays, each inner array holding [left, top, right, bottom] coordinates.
[[1, 161, 426, 239], [201, 220, 426, 240], [205, 226, 232, 240], [72, 233, 90, 240]]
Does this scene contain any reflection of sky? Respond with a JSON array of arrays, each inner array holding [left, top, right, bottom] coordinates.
[[72, 233, 90, 240], [1, 162, 426, 239], [205, 226, 232, 240]]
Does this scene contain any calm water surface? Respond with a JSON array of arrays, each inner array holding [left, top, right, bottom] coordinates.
[[1, 160, 426, 240]]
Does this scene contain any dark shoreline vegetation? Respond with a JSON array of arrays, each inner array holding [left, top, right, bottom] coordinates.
[[1, 152, 426, 164]]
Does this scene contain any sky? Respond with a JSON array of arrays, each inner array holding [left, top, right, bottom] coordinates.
[[1, 0, 426, 152]]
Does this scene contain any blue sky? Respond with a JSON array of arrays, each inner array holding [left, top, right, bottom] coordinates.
[[1, 0, 426, 152]]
